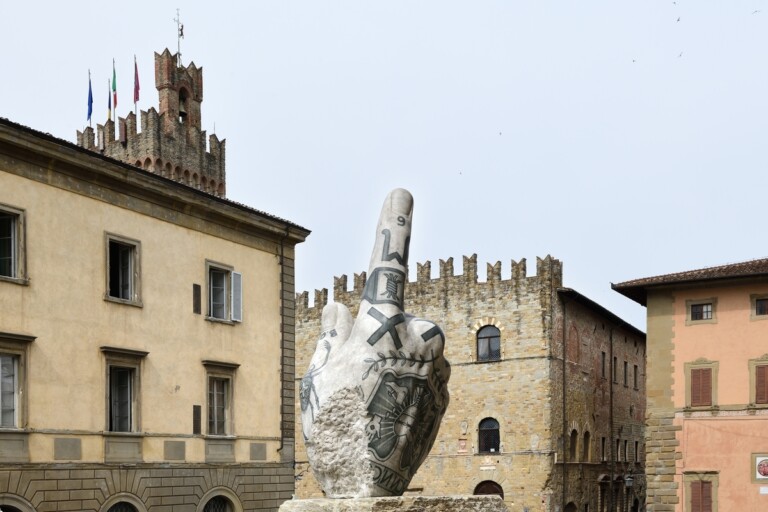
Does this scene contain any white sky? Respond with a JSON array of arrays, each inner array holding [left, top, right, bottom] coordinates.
[[3, 1, 767, 330]]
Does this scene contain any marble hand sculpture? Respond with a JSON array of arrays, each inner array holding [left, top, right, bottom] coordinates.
[[300, 188, 451, 498]]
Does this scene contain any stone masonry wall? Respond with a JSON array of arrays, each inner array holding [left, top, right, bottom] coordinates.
[[0, 463, 293, 511]]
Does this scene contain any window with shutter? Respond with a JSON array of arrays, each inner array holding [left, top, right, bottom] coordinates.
[[757, 365, 768, 404], [231, 272, 242, 322], [691, 368, 712, 407], [688, 478, 714, 512]]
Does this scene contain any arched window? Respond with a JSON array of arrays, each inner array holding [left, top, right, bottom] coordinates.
[[477, 325, 501, 362], [203, 496, 233, 512], [569, 429, 578, 461], [478, 417, 500, 453], [179, 88, 188, 123], [143, 158, 151, 170], [583, 431, 591, 462], [474, 480, 503, 499]]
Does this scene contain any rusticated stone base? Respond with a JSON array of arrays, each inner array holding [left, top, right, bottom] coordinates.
[[279, 495, 509, 512]]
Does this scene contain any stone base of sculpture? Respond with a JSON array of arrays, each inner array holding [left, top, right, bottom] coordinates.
[[278, 495, 509, 512]]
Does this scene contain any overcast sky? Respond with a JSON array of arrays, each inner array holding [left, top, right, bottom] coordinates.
[[3, 1, 767, 330]]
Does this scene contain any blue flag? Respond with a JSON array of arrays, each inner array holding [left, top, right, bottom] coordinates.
[[87, 72, 93, 122]]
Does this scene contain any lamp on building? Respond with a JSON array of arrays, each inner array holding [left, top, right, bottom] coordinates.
[[625, 474, 634, 488]]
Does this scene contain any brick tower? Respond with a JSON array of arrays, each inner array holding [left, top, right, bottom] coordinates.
[[77, 49, 226, 197]]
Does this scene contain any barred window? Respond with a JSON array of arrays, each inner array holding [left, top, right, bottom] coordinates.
[[477, 326, 501, 362], [478, 417, 500, 453]]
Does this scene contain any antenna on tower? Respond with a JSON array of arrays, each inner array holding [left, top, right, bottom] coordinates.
[[174, 8, 184, 66]]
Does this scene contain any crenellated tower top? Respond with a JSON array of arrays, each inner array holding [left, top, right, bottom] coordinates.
[[77, 49, 226, 197]]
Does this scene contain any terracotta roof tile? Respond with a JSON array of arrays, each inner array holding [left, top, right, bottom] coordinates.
[[612, 257, 768, 305]]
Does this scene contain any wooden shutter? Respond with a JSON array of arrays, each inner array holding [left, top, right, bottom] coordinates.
[[691, 480, 701, 512], [701, 480, 712, 512], [757, 365, 768, 404], [231, 271, 242, 322], [691, 368, 712, 407]]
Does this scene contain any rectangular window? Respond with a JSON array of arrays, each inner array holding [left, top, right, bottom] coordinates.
[[0, 354, 18, 427], [601, 437, 606, 461], [109, 367, 133, 432], [624, 439, 629, 462], [105, 234, 141, 304], [208, 377, 229, 435], [206, 261, 242, 322], [613, 356, 618, 383], [601, 352, 606, 378], [616, 438, 621, 461], [204, 360, 239, 437], [635, 440, 640, 463], [102, 346, 146, 433], [0, 205, 26, 282], [623, 361, 628, 386], [757, 299, 768, 316], [691, 303, 712, 321], [691, 368, 713, 407], [634, 364, 639, 390]]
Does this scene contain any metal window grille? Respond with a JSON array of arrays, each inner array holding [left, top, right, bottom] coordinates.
[[108, 502, 137, 512], [478, 418, 500, 453], [477, 326, 501, 361], [203, 496, 231, 512]]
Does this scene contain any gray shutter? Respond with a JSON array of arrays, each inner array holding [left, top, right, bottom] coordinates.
[[231, 271, 243, 322]]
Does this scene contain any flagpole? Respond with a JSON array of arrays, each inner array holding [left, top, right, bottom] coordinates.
[[134, 55, 138, 118]]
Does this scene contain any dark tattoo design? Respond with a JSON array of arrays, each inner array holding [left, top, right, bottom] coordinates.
[[300, 337, 333, 439], [380, 229, 410, 265], [362, 267, 406, 308], [365, 371, 442, 489], [362, 349, 440, 380], [420, 324, 444, 344], [366, 308, 406, 349]]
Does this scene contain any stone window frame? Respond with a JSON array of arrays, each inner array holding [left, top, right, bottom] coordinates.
[[104, 232, 143, 307], [0, 203, 28, 285], [685, 298, 718, 326], [101, 346, 148, 433], [748, 356, 768, 407], [750, 294, 768, 321], [684, 359, 719, 410], [203, 360, 239, 437], [0, 332, 35, 429], [683, 471, 719, 512]]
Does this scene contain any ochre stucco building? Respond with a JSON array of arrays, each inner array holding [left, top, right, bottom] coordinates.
[[614, 258, 768, 512], [0, 50, 309, 512], [296, 255, 646, 512]]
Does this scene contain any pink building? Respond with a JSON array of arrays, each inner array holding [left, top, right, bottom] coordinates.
[[613, 258, 768, 512]]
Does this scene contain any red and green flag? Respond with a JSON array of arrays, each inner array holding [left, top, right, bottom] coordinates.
[[112, 59, 118, 110]]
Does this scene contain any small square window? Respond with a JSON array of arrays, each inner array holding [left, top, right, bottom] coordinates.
[[105, 233, 141, 305], [206, 261, 242, 322], [691, 303, 712, 321], [686, 299, 717, 325], [0, 204, 26, 283], [752, 295, 768, 321]]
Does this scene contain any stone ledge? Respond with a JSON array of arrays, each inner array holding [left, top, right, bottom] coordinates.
[[279, 495, 509, 512]]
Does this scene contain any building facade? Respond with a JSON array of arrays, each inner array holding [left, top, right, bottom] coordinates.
[[0, 50, 309, 512], [296, 255, 646, 511], [614, 258, 768, 512]]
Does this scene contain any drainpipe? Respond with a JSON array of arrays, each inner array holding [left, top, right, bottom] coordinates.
[[609, 327, 615, 512], [277, 227, 291, 458], [561, 296, 568, 512]]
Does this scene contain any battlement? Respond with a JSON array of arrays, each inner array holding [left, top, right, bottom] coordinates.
[[296, 254, 563, 319], [76, 49, 226, 197]]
